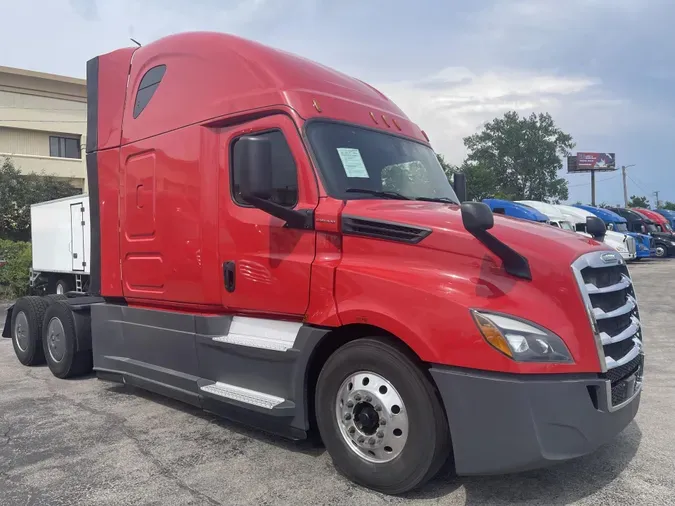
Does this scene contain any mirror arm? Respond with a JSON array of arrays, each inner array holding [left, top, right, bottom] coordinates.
[[471, 229, 532, 280], [242, 195, 315, 230]]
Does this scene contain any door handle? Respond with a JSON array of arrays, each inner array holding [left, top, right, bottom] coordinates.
[[223, 261, 236, 293]]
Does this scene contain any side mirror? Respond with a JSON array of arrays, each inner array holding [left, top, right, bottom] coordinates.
[[238, 136, 273, 202], [586, 216, 606, 240], [461, 202, 494, 233], [453, 172, 467, 203]]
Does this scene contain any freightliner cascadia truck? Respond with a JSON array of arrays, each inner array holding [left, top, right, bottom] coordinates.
[[2, 32, 644, 494]]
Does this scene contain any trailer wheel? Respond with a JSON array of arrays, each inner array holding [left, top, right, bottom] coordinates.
[[55, 278, 71, 295], [11, 296, 49, 366], [41, 301, 93, 379], [315, 338, 451, 494]]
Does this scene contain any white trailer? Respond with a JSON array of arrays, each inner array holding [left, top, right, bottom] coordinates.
[[30, 194, 91, 294]]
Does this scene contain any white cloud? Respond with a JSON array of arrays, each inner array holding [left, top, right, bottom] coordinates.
[[375, 68, 616, 164]]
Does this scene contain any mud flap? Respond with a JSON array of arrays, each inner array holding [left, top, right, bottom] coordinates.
[[2, 304, 14, 338]]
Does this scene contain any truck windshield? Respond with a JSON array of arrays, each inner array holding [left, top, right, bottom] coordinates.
[[560, 221, 575, 231], [306, 121, 459, 203], [612, 223, 628, 232]]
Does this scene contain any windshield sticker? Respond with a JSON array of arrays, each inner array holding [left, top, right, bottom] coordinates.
[[337, 148, 369, 178]]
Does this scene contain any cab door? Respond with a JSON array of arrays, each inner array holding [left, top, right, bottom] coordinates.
[[218, 114, 318, 316]]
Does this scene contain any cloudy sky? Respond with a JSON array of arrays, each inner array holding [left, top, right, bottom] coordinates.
[[2, 0, 673, 205]]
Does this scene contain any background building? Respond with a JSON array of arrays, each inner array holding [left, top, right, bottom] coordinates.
[[0, 65, 87, 190]]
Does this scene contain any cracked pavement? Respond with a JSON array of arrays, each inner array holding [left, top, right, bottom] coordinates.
[[1, 260, 675, 505]]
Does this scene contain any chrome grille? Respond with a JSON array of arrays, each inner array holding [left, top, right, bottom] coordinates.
[[572, 251, 644, 373], [626, 236, 636, 257], [572, 250, 644, 409]]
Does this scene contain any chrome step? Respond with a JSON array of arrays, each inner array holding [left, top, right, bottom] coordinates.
[[211, 316, 302, 352], [200, 382, 285, 409]]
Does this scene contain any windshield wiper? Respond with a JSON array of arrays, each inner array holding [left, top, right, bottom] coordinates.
[[414, 196, 458, 204], [345, 188, 411, 200]]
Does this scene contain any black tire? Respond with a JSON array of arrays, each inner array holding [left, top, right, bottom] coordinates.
[[315, 338, 451, 494], [655, 245, 667, 258], [41, 301, 93, 379], [44, 294, 68, 304], [10, 296, 50, 366], [55, 278, 71, 295]]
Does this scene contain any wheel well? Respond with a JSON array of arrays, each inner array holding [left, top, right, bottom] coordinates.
[[305, 323, 433, 438]]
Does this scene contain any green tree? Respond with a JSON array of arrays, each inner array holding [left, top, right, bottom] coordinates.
[[462, 111, 574, 203], [660, 201, 675, 211], [627, 195, 649, 208], [435, 153, 457, 179], [436, 154, 498, 201], [0, 157, 81, 241]]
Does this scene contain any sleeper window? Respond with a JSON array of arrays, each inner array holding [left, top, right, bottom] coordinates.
[[133, 65, 167, 118]]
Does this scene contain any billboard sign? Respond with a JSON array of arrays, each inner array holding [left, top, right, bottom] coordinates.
[[571, 152, 616, 172]]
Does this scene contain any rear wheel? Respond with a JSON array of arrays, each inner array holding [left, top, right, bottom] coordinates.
[[42, 301, 92, 379], [315, 338, 451, 494], [11, 296, 49, 366]]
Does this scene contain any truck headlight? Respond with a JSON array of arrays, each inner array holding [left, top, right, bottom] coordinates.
[[471, 311, 573, 363]]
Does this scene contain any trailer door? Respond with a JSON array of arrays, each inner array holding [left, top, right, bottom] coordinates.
[[70, 202, 85, 271]]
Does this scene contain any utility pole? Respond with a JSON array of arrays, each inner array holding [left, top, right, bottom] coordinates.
[[591, 171, 596, 206], [654, 191, 660, 209], [621, 164, 636, 207]]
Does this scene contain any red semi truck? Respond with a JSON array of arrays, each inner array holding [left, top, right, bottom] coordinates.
[[3, 32, 643, 494]]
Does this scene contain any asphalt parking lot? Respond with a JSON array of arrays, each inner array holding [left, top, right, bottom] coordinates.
[[1, 260, 674, 506]]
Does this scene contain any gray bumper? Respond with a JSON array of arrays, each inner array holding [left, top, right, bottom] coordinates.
[[430, 364, 642, 475]]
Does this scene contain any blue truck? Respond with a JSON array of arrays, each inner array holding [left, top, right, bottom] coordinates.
[[575, 205, 654, 259], [483, 199, 549, 223], [655, 209, 675, 230]]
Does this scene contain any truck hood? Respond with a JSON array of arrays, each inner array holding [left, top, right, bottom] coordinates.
[[343, 200, 610, 267]]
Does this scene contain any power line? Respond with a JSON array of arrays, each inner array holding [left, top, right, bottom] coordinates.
[[568, 174, 618, 188], [627, 174, 649, 195]]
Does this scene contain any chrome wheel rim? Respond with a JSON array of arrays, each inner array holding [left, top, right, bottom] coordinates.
[[335, 371, 409, 463], [656, 246, 666, 257], [14, 311, 29, 352], [46, 317, 66, 363], [56, 284, 64, 295]]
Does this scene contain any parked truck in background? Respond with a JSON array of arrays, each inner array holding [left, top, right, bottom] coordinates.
[[631, 208, 674, 234], [611, 207, 674, 258], [482, 198, 549, 223], [575, 205, 654, 260], [2, 32, 644, 494], [554, 204, 637, 261], [515, 200, 575, 231], [29, 195, 91, 295], [655, 208, 675, 229]]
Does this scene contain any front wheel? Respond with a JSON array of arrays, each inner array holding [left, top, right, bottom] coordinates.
[[315, 338, 451, 494], [655, 245, 667, 258]]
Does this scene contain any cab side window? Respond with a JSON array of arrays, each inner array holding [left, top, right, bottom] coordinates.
[[231, 130, 298, 208]]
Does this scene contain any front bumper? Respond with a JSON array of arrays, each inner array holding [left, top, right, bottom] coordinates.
[[430, 363, 642, 475], [618, 250, 636, 261]]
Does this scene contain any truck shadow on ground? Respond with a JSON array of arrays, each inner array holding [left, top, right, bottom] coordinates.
[[405, 421, 642, 504], [105, 384, 325, 457], [106, 383, 641, 504]]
